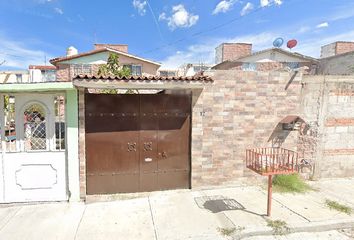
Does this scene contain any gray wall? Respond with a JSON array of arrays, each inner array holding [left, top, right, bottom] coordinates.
[[319, 52, 354, 75], [300, 75, 354, 178]]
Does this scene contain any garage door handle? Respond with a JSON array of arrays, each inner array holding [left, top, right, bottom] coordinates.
[[160, 151, 167, 158]]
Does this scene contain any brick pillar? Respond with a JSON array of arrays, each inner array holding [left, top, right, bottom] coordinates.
[[78, 88, 86, 199]]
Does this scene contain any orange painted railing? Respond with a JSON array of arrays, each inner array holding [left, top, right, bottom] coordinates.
[[246, 147, 298, 176]]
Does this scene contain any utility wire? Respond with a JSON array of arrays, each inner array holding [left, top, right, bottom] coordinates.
[[138, 1, 293, 55], [0, 52, 43, 60], [146, 0, 165, 43]]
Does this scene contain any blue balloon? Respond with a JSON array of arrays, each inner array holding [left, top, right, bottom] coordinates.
[[273, 38, 284, 48]]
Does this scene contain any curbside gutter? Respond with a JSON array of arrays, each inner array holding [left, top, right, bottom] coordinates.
[[232, 218, 354, 239]]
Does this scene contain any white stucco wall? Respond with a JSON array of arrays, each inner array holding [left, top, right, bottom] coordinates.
[[0, 72, 30, 83]]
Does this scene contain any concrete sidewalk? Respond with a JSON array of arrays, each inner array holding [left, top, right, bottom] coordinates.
[[0, 178, 353, 240]]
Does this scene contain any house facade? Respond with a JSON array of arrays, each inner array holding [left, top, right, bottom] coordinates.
[[0, 70, 29, 84], [0, 65, 57, 84], [213, 43, 318, 74], [50, 44, 161, 81], [0, 41, 354, 203]]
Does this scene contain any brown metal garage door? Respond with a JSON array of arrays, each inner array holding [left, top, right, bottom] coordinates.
[[85, 93, 191, 194]]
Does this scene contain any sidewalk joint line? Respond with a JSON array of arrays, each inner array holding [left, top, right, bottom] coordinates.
[[148, 196, 158, 240], [0, 206, 22, 232], [74, 205, 87, 240], [273, 197, 311, 222], [258, 188, 311, 222]]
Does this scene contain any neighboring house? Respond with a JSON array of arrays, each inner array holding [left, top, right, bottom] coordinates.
[[215, 42, 252, 64], [158, 63, 212, 77], [213, 43, 318, 74], [179, 63, 212, 77], [318, 41, 354, 75], [29, 65, 57, 82], [0, 70, 29, 83], [50, 44, 161, 81], [158, 69, 179, 77], [0, 66, 57, 84]]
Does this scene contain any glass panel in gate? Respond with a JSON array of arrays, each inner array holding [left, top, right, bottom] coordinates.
[[24, 104, 47, 151]]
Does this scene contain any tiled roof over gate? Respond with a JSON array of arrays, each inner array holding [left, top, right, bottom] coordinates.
[[73, 74, 213, 83]]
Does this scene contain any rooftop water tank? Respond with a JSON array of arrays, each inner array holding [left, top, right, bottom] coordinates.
[[66, 46, 78, 56]]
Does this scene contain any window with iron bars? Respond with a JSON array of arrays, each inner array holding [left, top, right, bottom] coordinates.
[[72, 64, 92, 76], [1, 94, 66, 153], [24, 104, 47, 151]]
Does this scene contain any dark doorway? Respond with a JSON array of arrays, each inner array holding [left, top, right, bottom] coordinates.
[[85, 93, 191, 194]]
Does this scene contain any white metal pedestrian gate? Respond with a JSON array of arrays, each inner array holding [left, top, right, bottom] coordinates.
[[0, 93, 67, 203]]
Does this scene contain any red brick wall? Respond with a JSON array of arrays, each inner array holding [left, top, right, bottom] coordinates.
[[94, 44, 128, 53], [191, 70, 302, 186], [336, 42, 354, 55], [78, 89, 86, 199], [56, 64, 102, 82], [222, 43, 252, 62], [56, 64, 71, 82], [321, 42, 354, 58]]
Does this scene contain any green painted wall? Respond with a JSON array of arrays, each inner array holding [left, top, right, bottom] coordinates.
[[65, 89, 80, 201], [0, 82, 74, 92]]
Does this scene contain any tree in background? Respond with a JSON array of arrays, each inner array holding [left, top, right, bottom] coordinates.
[[97, 53, 132, 94], [98, 53, 130, 77]]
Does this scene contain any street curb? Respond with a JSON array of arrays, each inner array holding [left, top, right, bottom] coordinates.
[[232, 218, 354, 239]]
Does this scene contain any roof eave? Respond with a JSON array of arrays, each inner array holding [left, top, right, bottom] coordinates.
[[49, 47, 161, 66]]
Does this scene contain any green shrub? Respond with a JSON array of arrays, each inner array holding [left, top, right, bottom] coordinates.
[[266, 220, 290, 235], [272, 174, 312, 193], [325, 199, 352, 215]]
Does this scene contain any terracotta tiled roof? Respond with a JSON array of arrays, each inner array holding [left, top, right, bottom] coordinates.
[[50, 49, 106, 65], [74, 74, 213, 83], [50, 47, 161, 66], [29, 65, 56, 70]]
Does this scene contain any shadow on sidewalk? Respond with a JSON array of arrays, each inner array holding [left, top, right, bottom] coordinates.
[[194, 195, 266, 217]]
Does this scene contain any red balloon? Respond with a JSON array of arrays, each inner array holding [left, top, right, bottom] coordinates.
[[287, 39, 298, 49]]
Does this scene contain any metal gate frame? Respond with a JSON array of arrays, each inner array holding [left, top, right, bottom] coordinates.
[[85, 92, 193, 194]]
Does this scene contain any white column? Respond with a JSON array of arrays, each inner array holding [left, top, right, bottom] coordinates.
[[66, 89, 80, 201], [0, 94, 5, 202]]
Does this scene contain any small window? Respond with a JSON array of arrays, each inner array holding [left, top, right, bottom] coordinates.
[[242, 62, 256, 71], [24, 104, 47, 151], [41, 70, 56, 82], [124, 64, 142, 76], [159, 71, 176, 77], [286, 62, 300, 70], [194, 66, 210, 72], [159, 71, 168, 77], [132, 65, 142, 76], [16, 74, 22, 83], [72, 64, 92, 76]]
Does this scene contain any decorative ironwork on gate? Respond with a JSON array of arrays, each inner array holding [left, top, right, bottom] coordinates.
[[24, 104, 47, 151]]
